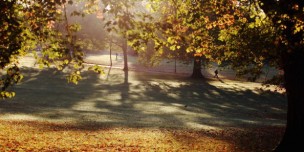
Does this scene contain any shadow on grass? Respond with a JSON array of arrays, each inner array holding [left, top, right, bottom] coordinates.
[[0, 67, 286, 130]]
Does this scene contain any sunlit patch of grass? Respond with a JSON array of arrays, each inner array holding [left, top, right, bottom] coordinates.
[[0, 120, 284, 152]]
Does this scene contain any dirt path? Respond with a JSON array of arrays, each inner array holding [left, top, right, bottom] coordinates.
[[0, 56, 287, 130]]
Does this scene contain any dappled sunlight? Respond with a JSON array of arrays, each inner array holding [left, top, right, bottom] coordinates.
[[72, 100, 109, 112], [185, 122, 220, 130], [2, 0, 301, 150], [100, 92, 123, 102], [0, 67, 287, 131], [210, 90, 221, 96], [157, 105, 181, 113], [0, 114, 44, 121], [132, 101, 213, 118], [0, 66, 287, 151]]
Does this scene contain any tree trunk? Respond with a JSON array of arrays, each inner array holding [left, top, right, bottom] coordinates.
[[275, 50, 304, 151], [191, 55, 204, 79], [109, 36, 112, 67], [122, 39, 128, 71], [174, 58, 177, 73], [257, 2, 304, 150]]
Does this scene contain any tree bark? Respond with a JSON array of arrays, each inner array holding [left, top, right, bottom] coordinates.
[[122, 39, 128, 71], [257, 1, 304, 150], [275, 49, 304, 152], [109, 35, 112, 67], [191, 55, 204, 79]]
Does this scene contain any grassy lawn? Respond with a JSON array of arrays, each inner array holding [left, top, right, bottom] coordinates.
[[0, 57, 287, 151]]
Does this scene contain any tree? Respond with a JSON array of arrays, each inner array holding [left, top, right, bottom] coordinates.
[[0, 0, 65, 97], [149, 0, 212, 78], [214, 1, 278, 81], [130, 0, 304, 150], [222, 0, 304, 150], [0, 0, 100, 97], [128, 0, 237, 78], [97, 0, 143, 71], [0, 1, 24, 97], [255, 1, 304, 151]]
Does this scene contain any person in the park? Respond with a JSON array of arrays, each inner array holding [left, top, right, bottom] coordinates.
[[214, 69, 219, 78]]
